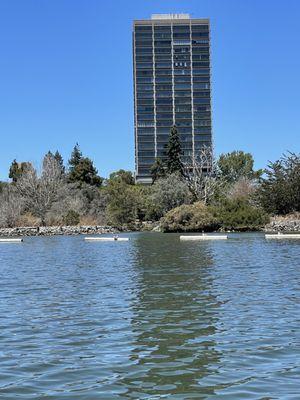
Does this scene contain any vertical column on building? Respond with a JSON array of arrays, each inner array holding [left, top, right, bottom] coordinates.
[[152, 23, 157, 158], [133, 27, 139, 175], [189, 20, 195, 164], [170, 23, 176, 126]]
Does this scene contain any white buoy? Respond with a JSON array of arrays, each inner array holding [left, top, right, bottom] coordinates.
[[180, 235, 228, 241], [265, 233, 300, 239], [0, 238, 23, 243], [84, 237, 129, 242]]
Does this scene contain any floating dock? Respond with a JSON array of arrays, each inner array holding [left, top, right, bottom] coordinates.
[[265, 233, 300, 239], [180, 235, 228, 241], [84, 237, 129, 242], [0, 238, 23, 243]]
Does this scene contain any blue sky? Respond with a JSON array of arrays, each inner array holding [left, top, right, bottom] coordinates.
[[0, 0, 299, 180]]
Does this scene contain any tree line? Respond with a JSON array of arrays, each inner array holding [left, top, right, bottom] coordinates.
[[0, 127, 299, 231]]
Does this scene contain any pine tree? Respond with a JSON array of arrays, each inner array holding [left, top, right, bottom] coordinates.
[[166, 126, 184, 175], [54, 150, 65, 175], [68, 144, 102, 187], [150, 158, 166, 183], [68, 143, 82, 171], [9, 159, 20, 183]]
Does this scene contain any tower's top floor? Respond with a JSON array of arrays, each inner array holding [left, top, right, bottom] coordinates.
[[133, 14, 209, 26], [151, 13, 190, 20]]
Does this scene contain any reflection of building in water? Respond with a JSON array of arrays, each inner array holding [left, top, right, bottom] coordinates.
[[121, 233, 221, 397]]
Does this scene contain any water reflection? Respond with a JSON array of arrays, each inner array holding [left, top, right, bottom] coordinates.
[[120, 233, 221, 398]]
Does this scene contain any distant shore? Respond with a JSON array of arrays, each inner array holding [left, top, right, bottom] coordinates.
[[0, 226, 115, 237]]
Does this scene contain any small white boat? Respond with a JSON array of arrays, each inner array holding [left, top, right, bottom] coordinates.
[[265, 233, 300, 239], [180, 235, 228, 241], [84, 237, 129, 242], [0, 238, 23, 243]]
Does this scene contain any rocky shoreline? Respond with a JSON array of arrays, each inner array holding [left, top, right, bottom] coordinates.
[[264, 215, 300, 233], [0, 225, 116, 237]]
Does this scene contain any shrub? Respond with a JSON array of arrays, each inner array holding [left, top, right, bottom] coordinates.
[[161, 202, 219, 232], [63, 210, 80, 226], [258, 152, 300, 215], [146, 173, 192, 220], [213, 198, 269, 231]]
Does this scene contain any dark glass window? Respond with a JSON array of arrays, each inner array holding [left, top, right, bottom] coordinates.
[[193, 69, 209, 75], [156, 113, 173, 119], [155, 76, 172, 83], [173, 33, 190, 39], [156, 98, 172, 105], [193, 98, 210, 104], [136, 47, 153, 54], [135, 25, 152, 32], [136, 70, 153, 76], [137, 113, 154, 120], [136, 62, 153, 69], [173, 25, 190, 32], [135, 40, 152, 46]]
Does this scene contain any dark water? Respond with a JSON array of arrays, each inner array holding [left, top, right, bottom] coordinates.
[[0, 233, 299, 399]]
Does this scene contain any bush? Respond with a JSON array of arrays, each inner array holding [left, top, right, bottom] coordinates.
[[258, 152, 300, 215], [146, 173, 192, 220], [213, 199, 269, 231], [161, 202, 219, 232], [63, 210, 80, 226]]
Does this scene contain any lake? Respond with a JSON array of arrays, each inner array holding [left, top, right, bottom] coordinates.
[[0, 233, 299, 399]]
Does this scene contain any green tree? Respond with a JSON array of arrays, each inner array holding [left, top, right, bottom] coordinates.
[[150, 158, 166, 183], [145, 173, 191, 220], [68, 143, 82, 168], [54, 150, 65, 175], [9, 159, 31, 183], [109, 169, 134, 185], [106, 179, 139, 226], [68, 144, 102, 187], [161, 202, 219, 233], [258, 152, 300, 215], [166, 126, 184, 175], [212, 198, 269, 231], [217, 151, 262, 183], [69, 158, 102, 187]]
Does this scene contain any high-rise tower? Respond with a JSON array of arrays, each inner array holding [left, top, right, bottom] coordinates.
[[133, 14, 212, 183]]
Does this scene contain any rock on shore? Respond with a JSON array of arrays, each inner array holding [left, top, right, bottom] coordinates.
[[264, 215, 300, 233], [0, 226, 115, 237]]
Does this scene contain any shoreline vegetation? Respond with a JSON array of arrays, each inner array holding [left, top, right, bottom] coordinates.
[[0, 128, 300, 234]]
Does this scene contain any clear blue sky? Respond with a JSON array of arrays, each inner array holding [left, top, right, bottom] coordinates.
[[0, 0, 299, 180]]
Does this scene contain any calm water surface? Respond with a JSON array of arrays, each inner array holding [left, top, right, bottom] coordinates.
[[0, 233, 299, 399]]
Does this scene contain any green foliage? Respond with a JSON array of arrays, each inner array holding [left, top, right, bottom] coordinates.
[[217, 151, 262, 183], [212, 198, 269, 231], [54, 150, 65, 175], [106, 179, 140, 226], [63, 210, 80, 226], [9, 159, 30, 183], [166, 126, 184, 175], [258, 152, 300, 215], [161, 202, 219, 232], [150, 158, 166, 183], [68, 144, 102, 187], [109, 169, 134, 185], [145, 173, 191, 220], [68, 143, 82, 168]]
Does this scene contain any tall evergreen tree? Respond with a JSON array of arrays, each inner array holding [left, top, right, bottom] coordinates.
[[166, 126, 184, 175], [68, 143, 82, 171], [54, 150, 65, 175], [68, 143, 102, 187], [150, 158, 166, 183]]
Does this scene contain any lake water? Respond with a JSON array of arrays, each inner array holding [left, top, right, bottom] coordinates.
[[0, 233, 299, 399]]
